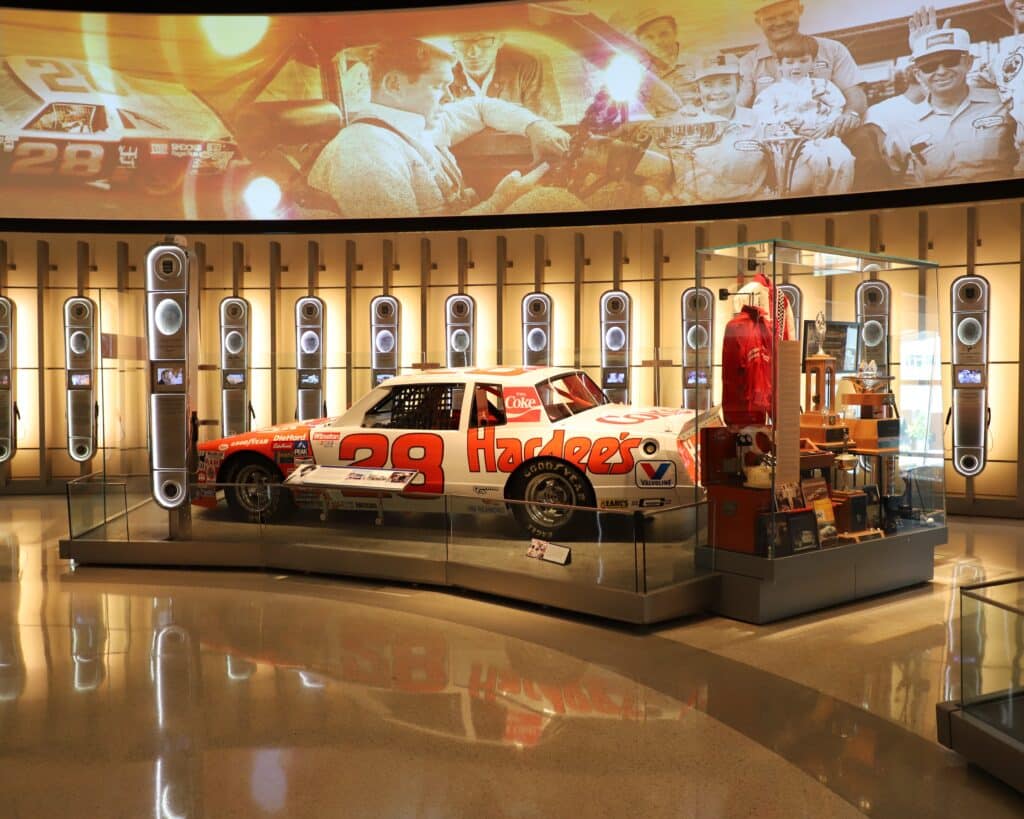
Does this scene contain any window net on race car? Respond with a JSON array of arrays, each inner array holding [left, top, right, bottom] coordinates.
[[362, 383, 465, 430], [535, 371, 608, 422]]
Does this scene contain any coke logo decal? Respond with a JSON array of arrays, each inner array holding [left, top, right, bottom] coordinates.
[[504, 387, 542, 422]]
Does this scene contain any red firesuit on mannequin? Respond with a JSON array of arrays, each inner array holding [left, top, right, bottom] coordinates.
[[722, 303, 774, 426]]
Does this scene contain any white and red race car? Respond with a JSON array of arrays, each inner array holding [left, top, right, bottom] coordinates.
[[194, 366, 701, 538]]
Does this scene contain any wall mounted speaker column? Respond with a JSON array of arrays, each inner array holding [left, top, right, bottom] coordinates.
[[445, 294, 475, 368], [951, 275, 990, 477], [522, 292, 552, 367], [370, 295, 400, 386], [855, 280, 891, 376], [600, 289, 631, 403], [145, 242, 191, 509], [777, 283, 802, 341], [0, 296, 14, 464], [681, 286, 714, 410], [219, 297, 250, 436], [295, 296, 324, 421], [64, 296, 97, 462]]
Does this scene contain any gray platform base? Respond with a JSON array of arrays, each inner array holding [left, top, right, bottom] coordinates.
[[695, 526, 946, 624], [937, 700, 1024, 794], [58, 537, 717, 625]]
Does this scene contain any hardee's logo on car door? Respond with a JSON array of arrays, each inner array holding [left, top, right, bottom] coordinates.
[[504, 387, 543, 423]]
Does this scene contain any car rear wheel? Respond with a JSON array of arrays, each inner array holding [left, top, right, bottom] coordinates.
[[509, 458, 595, 540], [224, 455, 292, 522]]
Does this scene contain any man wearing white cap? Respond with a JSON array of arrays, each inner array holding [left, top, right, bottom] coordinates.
[[878, 27, 1016, 185], [610, 8, 700, 113]]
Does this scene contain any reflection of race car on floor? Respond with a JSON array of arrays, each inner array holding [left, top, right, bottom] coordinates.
[[194, 366, 699, 539], [0, 56, 236, 194]]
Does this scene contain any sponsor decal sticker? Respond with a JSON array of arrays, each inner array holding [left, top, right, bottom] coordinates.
[[150, 142, 169, 155], [272, 441, 294, 451], [635, 461, 676, 488], [600, 499, 628, 509], [467, 427, 641, 476], [313, 430, 341, 442], [294, 440, 309, 457], [503, 387, 543, 423], [473, 486, 499, 495]]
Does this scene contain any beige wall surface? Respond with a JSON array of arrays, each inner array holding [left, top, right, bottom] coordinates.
[[0, 199, 1020, 513]]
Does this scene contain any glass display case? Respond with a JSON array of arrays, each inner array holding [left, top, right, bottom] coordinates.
[[693, 240, 948, 622], [938, 576, 1024, 794]]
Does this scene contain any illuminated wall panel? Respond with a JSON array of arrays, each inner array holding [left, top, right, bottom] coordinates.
[[976, 204, 1020, 266]]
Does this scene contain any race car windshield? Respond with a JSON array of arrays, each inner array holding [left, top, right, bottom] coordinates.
[[0, 71, 42, 124], [535, 371, 608, 422]]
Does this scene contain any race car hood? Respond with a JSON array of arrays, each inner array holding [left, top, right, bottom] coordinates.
[[197, 417, 334, 453], [558, 405, 698, 437]]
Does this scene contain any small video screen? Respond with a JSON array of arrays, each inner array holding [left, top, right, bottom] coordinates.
[[957, 368, 983, 385], [70, 372, 91, 388], [686, 371, 709, 386], [0, 373, 9, 388], [374, 372, 394, 385], [604, 371, 626, 386], [299, 372, 320, 387], [155, 366, 183, 387], [225, 372, 245, 387]]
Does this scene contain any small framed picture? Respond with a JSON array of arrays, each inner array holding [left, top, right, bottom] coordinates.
[[775, 481, 804, 511], [786, 509, 820, 553]]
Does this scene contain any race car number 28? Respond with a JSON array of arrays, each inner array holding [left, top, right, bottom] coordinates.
[[10, 141, 104, 177], [339, 432, 445, 495]]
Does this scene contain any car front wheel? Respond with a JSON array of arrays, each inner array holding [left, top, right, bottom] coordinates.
[[224, 455, 292, 522], [509, 458, 595, 540]]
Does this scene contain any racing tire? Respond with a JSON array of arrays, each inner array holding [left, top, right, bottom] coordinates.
[[224, 454, 293, 523], [508, 458, 596, 540]]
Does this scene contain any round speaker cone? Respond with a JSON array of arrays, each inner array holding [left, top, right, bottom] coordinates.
[[0, 331, 7, 355], [0, 301, 8, 321], [861, 320, 885, 348], [161, 480, 181, 501], [960, 284, 980, 303], [527, 327, 547, 353], [300, 300, 321, 321], [225, 331, 245, 356], [69, 330, 90, 356], [225, 301, 245, 321], [300, 330, 320, 355], [70, 301, 89, 322], [0, 444, 8, 460], [686, 324, 709, 350], [450, 298, 470, 319], [155, 252, 182, 281], [527, 297, 547, 317], [605, 326, 626, 352], [688, 292, 709, 313], [155, 299, 183, 336], [375, 299, 394, 320], [375, 329, 395, 354], [959, 454, 979, 473], [956, 317, 983, 347], [450, 328, 470, 353], [606, 296, 625, 315], [864, 285, 884, 305], [74, 443, 89, 458]]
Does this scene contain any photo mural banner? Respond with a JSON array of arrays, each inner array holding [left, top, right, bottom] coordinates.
[[1, 0, 1023, 221]]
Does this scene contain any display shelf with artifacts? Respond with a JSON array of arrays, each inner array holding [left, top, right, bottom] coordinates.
[[693, 239, 947, 623]]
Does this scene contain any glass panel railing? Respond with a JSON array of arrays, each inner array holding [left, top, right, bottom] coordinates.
[[66, 473, 128, 540], [446, 494, 642, 593], [640, 500, 709, 592]]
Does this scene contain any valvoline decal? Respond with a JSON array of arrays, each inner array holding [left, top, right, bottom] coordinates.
[[503, 386, 543, 423], [635, 461, 676, 488]]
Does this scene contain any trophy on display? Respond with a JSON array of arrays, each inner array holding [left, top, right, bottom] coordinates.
[[800, 311, 847, 445]]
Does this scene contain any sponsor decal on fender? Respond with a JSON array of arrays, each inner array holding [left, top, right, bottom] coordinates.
[[600, 499, 628, 509], [312, 430, 341, 442], [635, 460, 676, 488], [503, 386, 543, 423], [595, 408, 687, 425], [272, 442, 293, 451], [467, 427, 641, 476]]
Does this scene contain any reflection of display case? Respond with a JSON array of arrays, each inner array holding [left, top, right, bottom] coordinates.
[[694, 240, 948, 622], [938, 577, 1024, 794]]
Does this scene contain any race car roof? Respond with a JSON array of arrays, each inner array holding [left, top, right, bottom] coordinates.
[[380, 366, 578, 387]]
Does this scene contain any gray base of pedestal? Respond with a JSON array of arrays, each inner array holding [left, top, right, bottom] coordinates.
[[695, 526, 946, 624], [937, 699, 1024, 794]]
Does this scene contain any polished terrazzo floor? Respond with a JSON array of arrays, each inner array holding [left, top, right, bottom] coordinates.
[[1, 496, 1022, 818]]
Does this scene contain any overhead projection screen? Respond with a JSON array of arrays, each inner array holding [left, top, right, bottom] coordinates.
[[0, 1, 1021, 221]]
